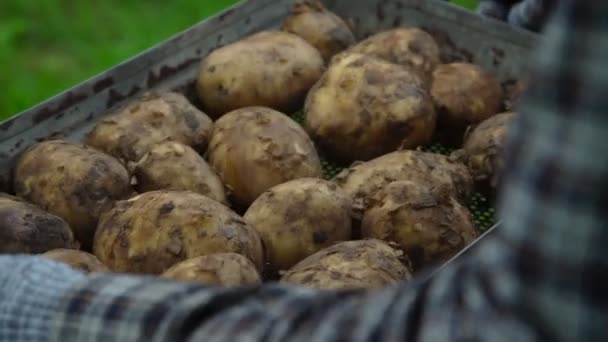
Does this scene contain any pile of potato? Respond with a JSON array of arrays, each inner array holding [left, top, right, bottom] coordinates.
[[0, 0, 523, 290]]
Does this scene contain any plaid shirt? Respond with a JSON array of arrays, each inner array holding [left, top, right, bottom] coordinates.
[[1, 0, 607, 341]]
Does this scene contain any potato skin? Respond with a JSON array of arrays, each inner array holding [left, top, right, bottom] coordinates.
[[431, 63, 504, 125], [41, 248, 109, 273], [93, 190, 263, 274], [305, 53, 436, 163], [334, 150, 473, 219], [348, 28, 440, 83], [281, 239, 412, 290], [361, 181, 478, 271], [197, 31, 325, 118], [161, 253, 261, 287], [209, 107, 322, 207], [14, 140, 131, 250], [460, 112, 516, 188], [281, 0, 355, 63], [133, 141, 227, 204], [86, 92, 213, 163], [0, 196, 78, 254], [244, 178, 352, 273]]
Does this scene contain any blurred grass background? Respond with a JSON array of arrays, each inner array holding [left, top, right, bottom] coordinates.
[[0, 0, 478, 121]]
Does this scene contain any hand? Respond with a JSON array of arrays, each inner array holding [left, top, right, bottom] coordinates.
[[476, 0, 511, 20], [507, 0, 557, 31], [476, 0, 557, 32]]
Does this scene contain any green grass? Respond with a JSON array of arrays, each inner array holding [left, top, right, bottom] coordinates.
[[0, 0, 240, 120], [0, 0, 478, 120]]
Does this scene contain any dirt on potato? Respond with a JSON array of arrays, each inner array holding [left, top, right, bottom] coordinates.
[[361, 180, 478, 271], [281, 239, 412, 290], [14, 140, 132, 250], [93, 190, 263, 274], [305, 52, 436, 163], [86, 91, 213, 164]]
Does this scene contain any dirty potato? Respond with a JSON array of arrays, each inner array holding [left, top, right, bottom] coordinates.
[[0, 195, 78, 254], [281, 239, 412, 290], [431, 63, 504, 127], [93, 190, 263, 274], [209, 107, 322, 208], [361, 181, 478, 271], [244, 178, 352, 273], [86, 91, 213, 163], [161, 253, 261, 287], [281, 0, 355, 62], [41, 248, 109, 273], [14, 140, 131, 250], [458, 112, 516, 188], [334, 150, 473, 219], [133, 141, 226, 204], [348, 28, 441, 83], [305, 52, 436, 163], [197, 31, 324, 118]]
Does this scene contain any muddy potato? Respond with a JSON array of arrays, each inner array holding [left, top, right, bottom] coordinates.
[[0, 195, 78, 254], [458, 112, 516, 188], [334, 150, 473, 219], [431, 63, 504, 128], [133, 141, 227, 204], [161, 253, 261, 287], [41, 248, 109, 273], [209, 107, 322, 208], [361, 181, 478, 271], [348, 28, 440, 83], [14, 140, 131, 250], [197, 31, 324, 118], [305, 52, 436, 163], [94, 190, 263, 274], [281, 0, 355, 62], [281, 239, 412, 290], [86, 92, 213, 163], [244, 178, 352, 273]]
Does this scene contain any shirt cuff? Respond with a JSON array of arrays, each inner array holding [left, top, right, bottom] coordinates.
[[0, 256, 87, 342]]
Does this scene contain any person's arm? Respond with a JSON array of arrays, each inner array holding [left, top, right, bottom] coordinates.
[[2, 0, 607, 341]]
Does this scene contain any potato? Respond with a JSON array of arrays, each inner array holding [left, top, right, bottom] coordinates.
[[305, 52, 436, 163], [197, 31, 324, 118], [334, 150, 473, 219], [133, 141, 227, 204], [431, 63, 504, 127], [93, 190, 263, 274], [161, 253, 261, 287], [41, 248, 109, 273], [347, 28, 440, 83], [281, 239, 412, 290], [244, 178, 352, 273], [458, 112, 516, 188], [14, 140, 131, 250], [281, 0, 355, 62], [86, 91, 213, 163], [361, 181, 478, 271], [209, 107, 322, 208], [0, 195, 78, 254]]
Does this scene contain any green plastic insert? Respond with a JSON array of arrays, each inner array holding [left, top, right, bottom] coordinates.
[[290, 110, 496, 232]]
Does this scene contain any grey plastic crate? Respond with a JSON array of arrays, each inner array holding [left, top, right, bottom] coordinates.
[[0, 0, 541, 259]]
